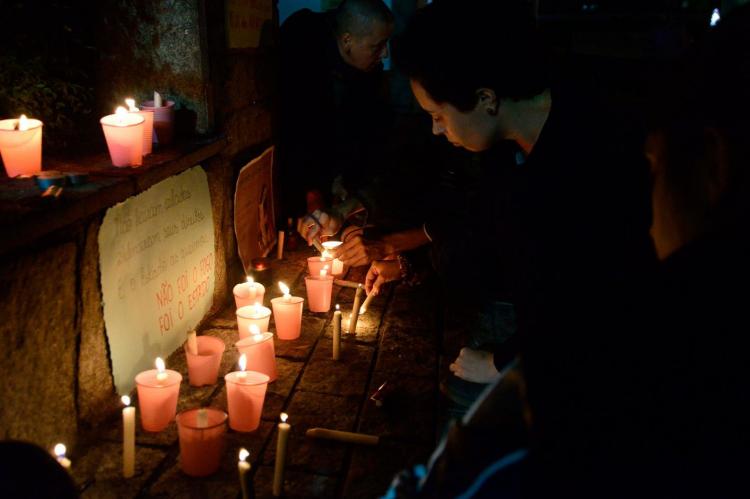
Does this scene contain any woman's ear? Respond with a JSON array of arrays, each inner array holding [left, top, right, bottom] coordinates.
[[476, 88, 498, 115]]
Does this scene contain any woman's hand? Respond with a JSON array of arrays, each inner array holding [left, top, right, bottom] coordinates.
[[365, 260, 401, 295], [449, 347, 501, 384], [333, 233, 394, 267]]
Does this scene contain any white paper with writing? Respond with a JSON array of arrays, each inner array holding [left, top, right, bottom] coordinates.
[[99, 166, 216, 394]]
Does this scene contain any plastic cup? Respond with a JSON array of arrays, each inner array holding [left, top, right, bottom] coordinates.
[[271, 296, 304, 340], [176, 408, 227, 476], [236, 332, 277, 382], [0, 118, 42, 177], [140, 100, 175, 145], [307, 256, 333, 276], [135, 369, 182, 431], [100, 112, 144, 167], [236, 305, 271, 339], [233, 282, 266, 309], [185, 336, 225, 386], [305, 275, 334, 312], [225, 371, 270, 432]]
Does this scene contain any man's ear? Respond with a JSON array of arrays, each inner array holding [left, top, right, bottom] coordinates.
[[476, 88, 498, 115], [340, 32, 353, 50]]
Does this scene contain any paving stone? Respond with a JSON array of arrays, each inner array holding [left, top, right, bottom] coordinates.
[[297, 339, 374, 397], [205, 306, 239, 329], [202, 328, 241, 377], [76, 441, 167, 499], [262, 392, 359, 475], [272, 316, 325, 360], [253, 466, 337, 499], [375, 324, 438, 379], [358, 373, 437, 445], [342, 440, 432, 499], [147, 462, 241, 499]]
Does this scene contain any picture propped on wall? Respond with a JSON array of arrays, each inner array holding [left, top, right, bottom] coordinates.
[[234, 146, 276, 272]]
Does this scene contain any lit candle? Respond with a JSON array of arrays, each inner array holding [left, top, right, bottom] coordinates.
[[122, 395, 136, 478], [155, 357, 168, 382], [125, 97, 153, 155], [186, 330, 198, 356], [238, 448, 251, 499], [0, 114, 43, 177], [234, 276, 266, 309], [134, 357, 182, 431], [142, 92, 175, 144], [271, 282, 304, 340], [348, 285, 364, 333], [307, 255, 333, 276], [196, 408, 208, 428], [100, 106, 144, 167], [236, 302, 272, 339], [53, 443, 71, 469], [224, 354, 270, 432], [321, 241, 345, 276], [184, 334, 225, 387], [236, 324, 278, 382], [333, 304, 341, 360], [273, 413, 291, 497], [359, 292, 375, 315], [305, 266, 334, 313]]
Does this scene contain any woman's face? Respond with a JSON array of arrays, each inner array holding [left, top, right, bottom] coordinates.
[[410, 79, 498, 152]]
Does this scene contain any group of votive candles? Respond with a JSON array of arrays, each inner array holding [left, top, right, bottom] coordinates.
[[0, 91, 174, 178]]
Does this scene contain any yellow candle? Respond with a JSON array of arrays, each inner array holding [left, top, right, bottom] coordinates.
[[122, 395, 136, 478], [238, 448, 251, 499], [359, 292, 375, 315], [305, 427, 379, 445], [186, 330, 198, 356], [333, 305, 341, 360], [273, 413, 291, 496], [277, 230, 285, 260]]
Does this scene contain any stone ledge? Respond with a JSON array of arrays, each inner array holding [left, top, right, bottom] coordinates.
[[0, 135, 227, 258]]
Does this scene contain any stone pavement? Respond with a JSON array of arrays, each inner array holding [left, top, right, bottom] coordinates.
[[70, 248, 440, 498]]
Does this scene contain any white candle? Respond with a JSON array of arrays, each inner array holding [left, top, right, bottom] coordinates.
[[333, 305, 341, 360], [54, 443, 71, 469], [154, 91, 162, 108], [305, 427, 379, 445], [250, 324, 264, 343], [186, 330, 198, 356], [246, 276, 258, 303], [155, 357, 168, 382], [348, 285, 364, 333], [320, 265, 328, 277], [122, 395, 136, 478], [237, 353, 247, 380], [359, 292, 375, 315], [277, 230, 285, 260], [196, 408, 208, 428], [238, 448, 251, 499], [279, 282, 291, 303], [273, 413, 291, 497]]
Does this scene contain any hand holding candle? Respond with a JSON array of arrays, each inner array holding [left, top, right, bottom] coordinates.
[[122, 395, 136, 478], [273, 413, 291, 497]]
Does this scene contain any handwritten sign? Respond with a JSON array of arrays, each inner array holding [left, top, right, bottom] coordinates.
[[99, 166, 216, 394], [226, 0, 273, 49], [235, 146, 276, 270]]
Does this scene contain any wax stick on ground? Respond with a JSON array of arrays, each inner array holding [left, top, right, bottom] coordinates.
[[348, 285, 364, 333], [305, 428, 379, 446], [122, 396, 135, 478], [334, 279, 361, 289], [332, 305, 341, 360], [238, 448, 251, 499], [187, 330, 198, 356], [359, 291, 375, 315], [273, 413, 291, 496], [277, 230, 285, 260]]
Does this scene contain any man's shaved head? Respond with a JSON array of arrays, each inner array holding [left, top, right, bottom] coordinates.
[[335, 0, 394, 37]]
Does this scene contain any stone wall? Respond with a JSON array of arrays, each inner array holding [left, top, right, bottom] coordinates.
[[0, 0, 278, 451]]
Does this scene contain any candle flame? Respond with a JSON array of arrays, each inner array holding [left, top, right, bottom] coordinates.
[[249, 324, 260, 335], [246, 275, 254, 285], [121, 395, 131, 406], [125, 98, 139, 112], [322, 250, 331, 259], [54, 443, 66, 458], [279, 282, 290, 296], [239, 353, 247, 372], [320, 266, 328, 277], [239, 448, 250, 462], [155, 357, 165, 373], [280, 412, 288, 423], [336, 304, 340, 310], [254, 302, 261, 315], [115, 106, 128, 117], [18, 114, 29, 131]]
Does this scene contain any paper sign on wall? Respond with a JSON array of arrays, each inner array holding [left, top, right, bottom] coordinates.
[[226, 0, 273, 49], [99, 166, 216, 395]]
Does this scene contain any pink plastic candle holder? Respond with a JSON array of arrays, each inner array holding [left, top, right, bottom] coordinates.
[[225, 371, 270, 432], [0, 117, 43, 177], [233, 281, 266, 309], [307, 256, 332, 276], [236, 332, 277, 382], [135, 369, 183, 431], [100, 112, 144, 167], [185, 336, 225, 387], [271, 296, 304, 340], [176, 408, 227, 476], [141, 100, 175, 145], [236, 304, 271, 339], [133, 109, 154, 155], [321, 241, 345, 276], [305, 275, 334, 312]]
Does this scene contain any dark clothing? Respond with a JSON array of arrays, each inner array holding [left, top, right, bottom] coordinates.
[[278, 9, 392, 218]]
